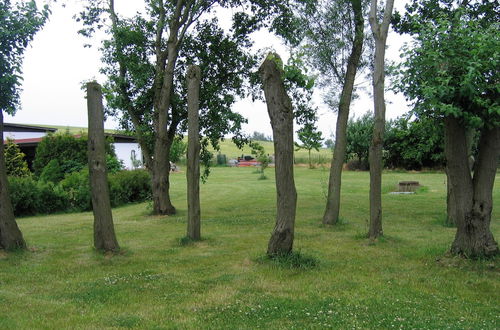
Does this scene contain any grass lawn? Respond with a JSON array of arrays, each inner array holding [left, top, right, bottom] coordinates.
[[0, 167, 498, 329]]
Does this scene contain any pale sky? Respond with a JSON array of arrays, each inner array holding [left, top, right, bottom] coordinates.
[[7, 0, 411, 140]]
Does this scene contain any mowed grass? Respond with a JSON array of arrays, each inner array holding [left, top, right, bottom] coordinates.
[[0, 168, 499, 329]]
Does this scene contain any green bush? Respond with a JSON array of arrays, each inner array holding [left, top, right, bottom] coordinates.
[[8, 176, 39, 216], [34, 132, 119, 178], [59, 169, 92, 211], [39, 159, 64, 183], [8, 169, 151, 216], [4, 138, 30, 177], [8, 177, 70, 216], [35, 181, 70, 214], [109, 170, 151, 207]]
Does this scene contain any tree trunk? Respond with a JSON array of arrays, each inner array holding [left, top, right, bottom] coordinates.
[[0, 110, 26, 250], [308, 149, 312, 169], [87, 82, 120, 252], [368, 0, 394, 239], [446, 117, 499, 258], [446, 128, 474, 226], [259, 54, 297, 256], [323, 0, 364, 225], [152, 47, 178, 216], [186, 65, 201, 241]]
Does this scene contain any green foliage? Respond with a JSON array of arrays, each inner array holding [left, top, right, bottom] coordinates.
[[288, 0, 370, 109], [249, 141, 270, 179], [346, 112, 373, 169], [7, 176, 70, 216], [216, 153, 227, 166], [295, 123, 323, 168], [384, 117, 445, 170], [4, 138, 30, 177], [395, 0, 500, 128], [33, 132, 118, 179], [0, 0, 49, 114], [251, 131, 272, 142], [108, 170, 151, 207], [59, 169, 91, 211], [7, 175, 38, 215], [39, 159, 64, 183], [8, 169, 152, 216], [106, 154, 124, 174], [169, 137, 187, 163]]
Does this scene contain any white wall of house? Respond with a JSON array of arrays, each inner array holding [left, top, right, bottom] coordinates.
[[4, 132, 47, 140], [113, 142, 143, 170]]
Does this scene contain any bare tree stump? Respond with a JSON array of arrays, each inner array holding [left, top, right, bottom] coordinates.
[[186, 65, 201, 241], [87, 82, 120, 252], [259, 54, 297, 256]]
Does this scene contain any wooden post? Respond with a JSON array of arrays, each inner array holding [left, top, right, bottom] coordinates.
[[87, 82, 120, 252], [259, 54, 297, 256], [186, 65, 201, 240]]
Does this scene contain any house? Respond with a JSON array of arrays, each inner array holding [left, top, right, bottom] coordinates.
[[3, 123, 143, 170]]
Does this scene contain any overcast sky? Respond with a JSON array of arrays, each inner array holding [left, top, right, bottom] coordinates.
[[7, 0, 411, 139]]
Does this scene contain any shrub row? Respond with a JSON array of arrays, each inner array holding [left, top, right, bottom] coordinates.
[[8, 169, 151, 217]]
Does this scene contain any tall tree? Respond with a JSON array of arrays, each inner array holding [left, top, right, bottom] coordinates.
[[186, 65, 201, 241], [78, 0, 293, 215], [367, 0, 394, 239], [291, 0, 368, 224], [0, 0, 48, 250], [87, 82, 120, 252], [260, 54, 297, 256], [395, 0, 499, 257]]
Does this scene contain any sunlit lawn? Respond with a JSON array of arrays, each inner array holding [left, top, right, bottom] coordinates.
[[0, 167, 498, 329]]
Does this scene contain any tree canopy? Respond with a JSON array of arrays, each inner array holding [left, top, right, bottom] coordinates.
[[0, 0, 49, 114]]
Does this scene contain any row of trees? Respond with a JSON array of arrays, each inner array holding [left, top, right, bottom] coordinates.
[[1, 0, 498, 259]]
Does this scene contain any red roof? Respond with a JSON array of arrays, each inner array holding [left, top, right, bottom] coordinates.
[[3, 137, 43, 145]]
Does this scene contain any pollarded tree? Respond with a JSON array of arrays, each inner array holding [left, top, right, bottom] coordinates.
[[78, 1, 301, 215], [395, 0, 499, 257], [0, 0, 48, 250], [260, 53, 297, 256]]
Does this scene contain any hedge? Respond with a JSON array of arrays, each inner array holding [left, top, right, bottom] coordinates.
[[8, 169, 152, 217]]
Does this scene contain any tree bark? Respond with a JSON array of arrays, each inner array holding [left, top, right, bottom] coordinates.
[[323, 0, 364, 225], [446, 128, 475, 226], [446, 117, 499, 258], [368, 0, 394, 239], [152, 47, 178, 216], [87, 82, 120, 252], [259, 54, 297, 256], [0, 110, 26, 250], [186, 65, 201, 241]]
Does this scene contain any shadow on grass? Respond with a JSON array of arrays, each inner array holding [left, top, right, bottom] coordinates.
[[255, 251, 319, 270]]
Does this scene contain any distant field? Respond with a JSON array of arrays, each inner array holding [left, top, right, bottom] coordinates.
[[1, 168, 498, 328], [208, 138, 332, 164], [32, 125, 332, 164]]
